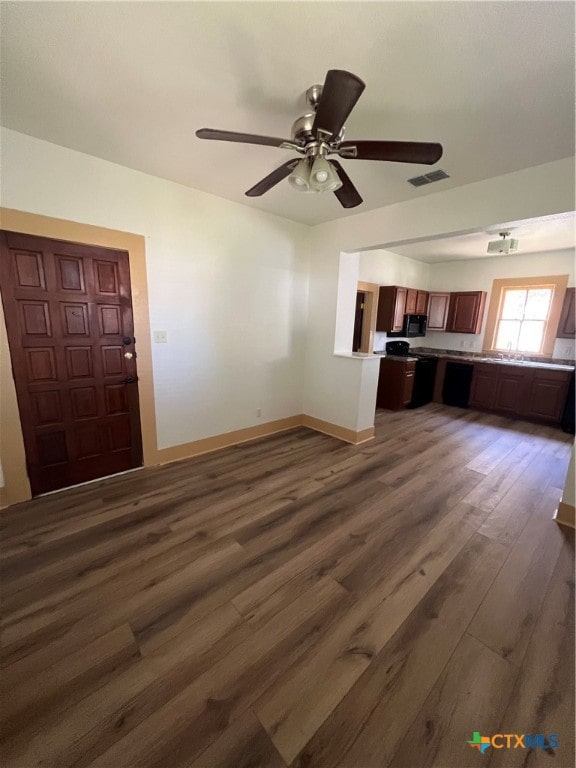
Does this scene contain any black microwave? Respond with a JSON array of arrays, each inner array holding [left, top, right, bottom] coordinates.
[[389, 314, 427, 338]]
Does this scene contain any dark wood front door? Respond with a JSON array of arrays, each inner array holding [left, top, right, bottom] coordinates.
[[0, 231, 143, 495]]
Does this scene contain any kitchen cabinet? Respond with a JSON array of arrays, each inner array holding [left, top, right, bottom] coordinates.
[[376, 358, 415, 410], [404, 288, 428, 315], [405, 288, 417, 314], [557, 287, 575, 339], [524, 369, 572, 421], [446, 291, 487, 334], [376, 286, 407, 332], [416, 290, 429, 315], [469, 363, 498, 408], [427, 292, 450, 331], [466, 361, 571, 423], [494, 367, 527, 414]]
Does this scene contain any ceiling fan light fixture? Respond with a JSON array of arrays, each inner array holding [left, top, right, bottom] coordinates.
[[288, 158, 312, 192], [309, 156, 342, 192], [196, 70, 442, 209]]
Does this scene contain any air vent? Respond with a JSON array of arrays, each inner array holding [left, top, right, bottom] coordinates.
[[407, 169, 450, 187], [424, 169, 450, 182], [407, 175, 429, 187]]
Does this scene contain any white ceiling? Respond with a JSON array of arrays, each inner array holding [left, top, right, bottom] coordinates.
[[1, 1, 575, 226], [384, 211, 576, 264]]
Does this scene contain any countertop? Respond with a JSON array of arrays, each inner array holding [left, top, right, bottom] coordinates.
[[434, 354, 574, 372], [372, 350, 574, 372]]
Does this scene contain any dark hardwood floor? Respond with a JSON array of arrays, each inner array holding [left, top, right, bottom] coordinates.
[[1, 404, 574, 768]]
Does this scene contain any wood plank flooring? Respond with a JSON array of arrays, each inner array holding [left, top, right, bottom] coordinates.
[[1, 404, 574, 768]]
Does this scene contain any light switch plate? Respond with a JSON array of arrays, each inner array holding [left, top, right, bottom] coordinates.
[[154, 331, 167, 343]]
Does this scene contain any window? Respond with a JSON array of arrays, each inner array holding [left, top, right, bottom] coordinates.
[[495, 286, 553, 353], [483, 275, 569, 357]]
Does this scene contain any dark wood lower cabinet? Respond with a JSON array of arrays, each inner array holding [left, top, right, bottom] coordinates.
[[469, 364, 498, 409], [524, 370, 572, 421], [377, 358, 415, 410], [494, 368, 527, 414], [468, 361, 571, 424]]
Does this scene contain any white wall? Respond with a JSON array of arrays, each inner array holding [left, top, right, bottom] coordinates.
[[359, 248, 431, 288], [359, 248, 431, 352], [426, 248, 575, 358], [1, 128, 309, 449]]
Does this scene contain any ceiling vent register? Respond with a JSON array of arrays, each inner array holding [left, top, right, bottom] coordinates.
[[407, 169, 450, 187]]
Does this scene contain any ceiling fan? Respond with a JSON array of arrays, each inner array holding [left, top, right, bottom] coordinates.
[[196, 69, 443, 209]]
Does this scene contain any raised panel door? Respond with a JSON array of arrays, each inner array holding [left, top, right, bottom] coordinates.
[[469, 364, 498, 408], [523, 370, 571, 422], [427, 293, 450, 331], [446, 291, 487, 334], [494, 367, 528, 414], [0, 230, 142, 495], [405, 289, 417, 315], [392, 287, 407, 332], [402, 368, 415, 405], [415, 291, 428, 315]]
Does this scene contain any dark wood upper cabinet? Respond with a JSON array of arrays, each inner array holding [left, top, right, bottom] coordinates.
[[376, 286, 407, 332], [446, 291, 487, 334], [557, 287, 575, 339], [405, 288, 417, 314], [415, 290, 429, 315], [427, 292, 450, 331]]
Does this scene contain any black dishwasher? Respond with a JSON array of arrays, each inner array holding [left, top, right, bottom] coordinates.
[[442, 361, 474, 408], [407, 355, 439, 409]]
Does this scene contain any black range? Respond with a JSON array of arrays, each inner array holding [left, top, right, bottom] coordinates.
[[384, 340, 439, 408]]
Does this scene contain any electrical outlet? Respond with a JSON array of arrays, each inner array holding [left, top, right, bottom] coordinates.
[[256, 408, 262, 418], [153, 331, 167, 343]]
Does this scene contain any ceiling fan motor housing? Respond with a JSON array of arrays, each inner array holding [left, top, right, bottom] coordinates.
[[291, 113, 316, 144], [291, 112, 345, 147]]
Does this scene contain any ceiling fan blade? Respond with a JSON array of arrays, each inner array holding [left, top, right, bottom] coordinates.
[[245, 159, 300, 197], [339, 140, 443, 165], [331, 161, 363, 208], [196, 128, 290, 147], [312, 70, 366, 141]]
